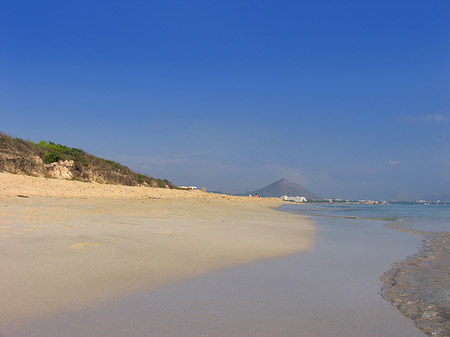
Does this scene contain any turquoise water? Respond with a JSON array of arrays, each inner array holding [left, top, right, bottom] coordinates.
[[281, 203, 450, 233]]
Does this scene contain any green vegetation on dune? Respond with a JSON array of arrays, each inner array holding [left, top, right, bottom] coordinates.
[[0, 131, 177, 188], [36, 141, 85, 164]]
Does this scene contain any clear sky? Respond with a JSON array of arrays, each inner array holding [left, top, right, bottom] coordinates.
[[1, 0, 449, 200]]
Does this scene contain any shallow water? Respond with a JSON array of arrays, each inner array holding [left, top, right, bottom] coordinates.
[[290, 203, 450, 233], [3, 211, 426, 337], [285, 203, 450, 336]]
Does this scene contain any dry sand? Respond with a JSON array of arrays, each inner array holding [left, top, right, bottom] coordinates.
[[0, 172, 316, 326]]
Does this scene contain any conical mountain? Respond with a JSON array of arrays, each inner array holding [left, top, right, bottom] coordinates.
[[248, 178, 319, 199]]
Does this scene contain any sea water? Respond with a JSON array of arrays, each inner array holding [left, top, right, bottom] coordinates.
[[281, 203, 450, 233], [280, 202, 450, 336]]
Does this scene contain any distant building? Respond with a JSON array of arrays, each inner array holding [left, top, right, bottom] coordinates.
[[180, 186, 197, 190], [281, 195, 307, 203]]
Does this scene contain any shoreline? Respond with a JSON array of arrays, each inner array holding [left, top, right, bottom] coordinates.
[[285, 204, 450, 337], [6, 203, 427, 337], [0, 172, 316, 326], [380, 230, 450, 337]]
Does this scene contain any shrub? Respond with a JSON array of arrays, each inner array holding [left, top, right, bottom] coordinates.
[[1, 131, 177, 188], [101, 158, 121, 169], [36, 141, 85, 163], [136, 174, 144, 184]]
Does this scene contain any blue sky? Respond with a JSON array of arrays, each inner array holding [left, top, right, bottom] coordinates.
[[1, 0, 449, 200]]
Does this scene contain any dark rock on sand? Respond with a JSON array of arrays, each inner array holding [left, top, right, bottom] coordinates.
[[380, 233, 450, 337]]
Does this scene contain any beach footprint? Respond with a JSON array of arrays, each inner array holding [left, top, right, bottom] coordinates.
[[24, 225, 43, 232], [69, 242, 99, 250], [154, 230, 179, 235]]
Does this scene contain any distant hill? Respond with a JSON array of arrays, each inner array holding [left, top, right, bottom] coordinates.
[[245, 178, 319, 199], [0, 131, 176, 188]]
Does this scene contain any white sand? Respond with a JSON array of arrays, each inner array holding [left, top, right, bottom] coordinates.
[[0, 172, 316, 325]]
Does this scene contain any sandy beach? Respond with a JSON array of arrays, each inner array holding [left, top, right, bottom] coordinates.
[[0, 172, 316, 326], [3, 201, 428, 337]]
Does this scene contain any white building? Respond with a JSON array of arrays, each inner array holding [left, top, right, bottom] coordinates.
[[281, 195, 307, 203]]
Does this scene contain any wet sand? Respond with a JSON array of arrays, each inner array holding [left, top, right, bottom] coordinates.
[[0, 172, 316, 329], [3, 204, 427, 337], [381, 232, 450, 336]]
